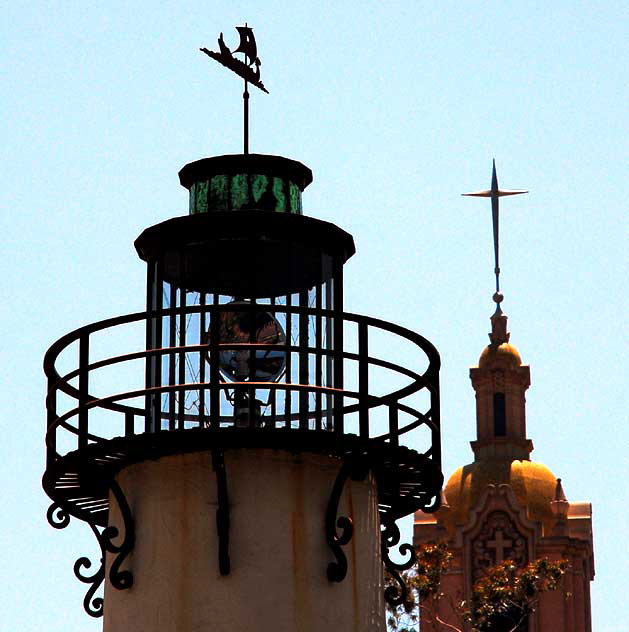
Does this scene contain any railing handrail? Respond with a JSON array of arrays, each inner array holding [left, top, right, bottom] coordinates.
[[44, 303, 440, 469]]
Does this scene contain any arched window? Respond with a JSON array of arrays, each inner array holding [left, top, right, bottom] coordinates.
[[493, 392, 506, 436]]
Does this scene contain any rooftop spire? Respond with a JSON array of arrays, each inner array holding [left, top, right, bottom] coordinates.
[[462, 160, 527, 345], [462, 160, 528, 314]]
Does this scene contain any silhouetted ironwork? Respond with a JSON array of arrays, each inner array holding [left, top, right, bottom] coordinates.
[[382, 520, 417, 606], [201, 25, 268, 154], [201, 26, 267, 93], [46, 479, 134, 618], [43, 298, 442, 610], [43, 153, 443, 614], [462, 160, 527, 308], [326, 453, 370, 582]]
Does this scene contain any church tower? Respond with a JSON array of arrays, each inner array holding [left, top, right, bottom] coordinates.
[[414, 163, 594, 631]]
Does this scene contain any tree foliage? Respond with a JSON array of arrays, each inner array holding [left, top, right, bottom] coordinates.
[[386, 543, 567, 632]]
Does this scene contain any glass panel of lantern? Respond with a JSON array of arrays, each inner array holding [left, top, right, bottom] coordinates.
[[144, 269, 338, 433]]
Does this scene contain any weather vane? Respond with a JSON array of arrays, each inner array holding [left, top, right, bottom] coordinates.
[[462, 160, 527, 312], [201, 24, 269, 155]]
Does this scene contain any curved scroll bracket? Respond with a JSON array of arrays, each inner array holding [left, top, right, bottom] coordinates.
[[381, 519, 417, 607], [74, 523, 106, 617], [326, 452, 370, 582], [47, 479, 135, 618], [103, 479, 135, 590], [47, 502, 71, 530]]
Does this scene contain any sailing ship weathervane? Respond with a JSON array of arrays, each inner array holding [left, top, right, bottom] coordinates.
[[462, 160, 528, 312], [201, 24, 269, 154]]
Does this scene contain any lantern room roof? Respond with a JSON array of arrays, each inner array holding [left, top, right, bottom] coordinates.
[[134, 210, 356, 296], [179, 154, 313, 191]]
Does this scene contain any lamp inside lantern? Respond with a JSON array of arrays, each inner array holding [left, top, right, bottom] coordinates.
[[208, 301, 287, 382]]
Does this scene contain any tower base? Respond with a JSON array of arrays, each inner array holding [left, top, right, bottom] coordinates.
[[104, 448, 384, 632]]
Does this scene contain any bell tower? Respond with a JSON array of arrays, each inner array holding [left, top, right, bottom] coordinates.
[[414, 162, 594, 631], [470, 307, 532, 460]]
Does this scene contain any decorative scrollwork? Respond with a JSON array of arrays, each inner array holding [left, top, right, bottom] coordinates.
[[74, 523, 106, 618], [381, 519, 417, 607], [326, 453, 370, 582], [61, 480, 135, 618], [103, 479, 135, 590], [47, 502, 70, 529]]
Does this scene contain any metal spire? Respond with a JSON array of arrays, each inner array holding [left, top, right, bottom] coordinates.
[[462, 160, 527, 313]]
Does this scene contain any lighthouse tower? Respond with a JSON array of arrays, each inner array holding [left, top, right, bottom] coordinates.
[[42, 71, 443, 630]]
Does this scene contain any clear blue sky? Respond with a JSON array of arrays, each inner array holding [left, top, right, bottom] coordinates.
[[3, 2, 627, 631]]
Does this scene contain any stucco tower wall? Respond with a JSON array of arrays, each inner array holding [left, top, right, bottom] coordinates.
[[103, 449, 384, 632]]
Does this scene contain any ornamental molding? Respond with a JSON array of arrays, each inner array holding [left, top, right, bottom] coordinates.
[[455, 484, 540, 596], [471, 511, 527, 581]]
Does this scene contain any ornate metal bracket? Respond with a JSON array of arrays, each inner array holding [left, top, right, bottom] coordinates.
[[73, 523, 106, 617], [105, 479, 135, 591], [326, 453, 370, 582], [46, 479, 135, 618], [381, 519, 417, 607], [47, 502, 71, 529], [212, 448, 231, 575]]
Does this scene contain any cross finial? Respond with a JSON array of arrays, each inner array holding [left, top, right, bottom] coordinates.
[[462, 160, 528, 314]]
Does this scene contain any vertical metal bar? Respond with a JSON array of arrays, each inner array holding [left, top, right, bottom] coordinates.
[[168, 282, 177, 430], [178, 285, 186, 429], [144, 262, 155, 433], [248, 298, 257, 428], [389, 405, 399, 448], [199, 292, 207, 426], [270, 296, 277, 428], [315, 281, 322, 430], [431, 369, 442, 471], [325, 278, 333, 431], [46, 383, 57, 469], [78, 334, 89, 450], [125, 411, 134, 437], [210, 303, 220, 430], [298, 290, 309, 429], [358, 321, 369, 439], [150, 262, 163, 433], [284, 293, 292, 429], [332, 259, 344, 435], [243, 79, 249, 155]]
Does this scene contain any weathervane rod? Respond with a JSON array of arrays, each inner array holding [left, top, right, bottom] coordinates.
[[462, 160, 528, 310], [242, 22, 249, 155], [243, 76, 249, 154]]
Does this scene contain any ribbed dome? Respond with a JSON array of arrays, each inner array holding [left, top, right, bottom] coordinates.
[[442, 459, 557, 533], [478, 342, 522, 368]]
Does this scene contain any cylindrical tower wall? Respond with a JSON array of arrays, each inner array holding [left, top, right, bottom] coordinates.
[[104, 449, 384, 632]]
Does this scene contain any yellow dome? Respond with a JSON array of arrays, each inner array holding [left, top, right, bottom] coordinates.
[[442, 459, 557, 533], [478, 343, 522, 368]]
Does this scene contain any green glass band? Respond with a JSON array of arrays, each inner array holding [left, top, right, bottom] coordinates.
[[189, 173, 303, 215]]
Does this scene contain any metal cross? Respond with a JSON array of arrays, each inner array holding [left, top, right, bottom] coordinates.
[[462, 160, 527, 307]]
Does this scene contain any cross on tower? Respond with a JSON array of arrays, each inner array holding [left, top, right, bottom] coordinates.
[[486, 529, 513, 564], [462, 161, 528, 310]]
